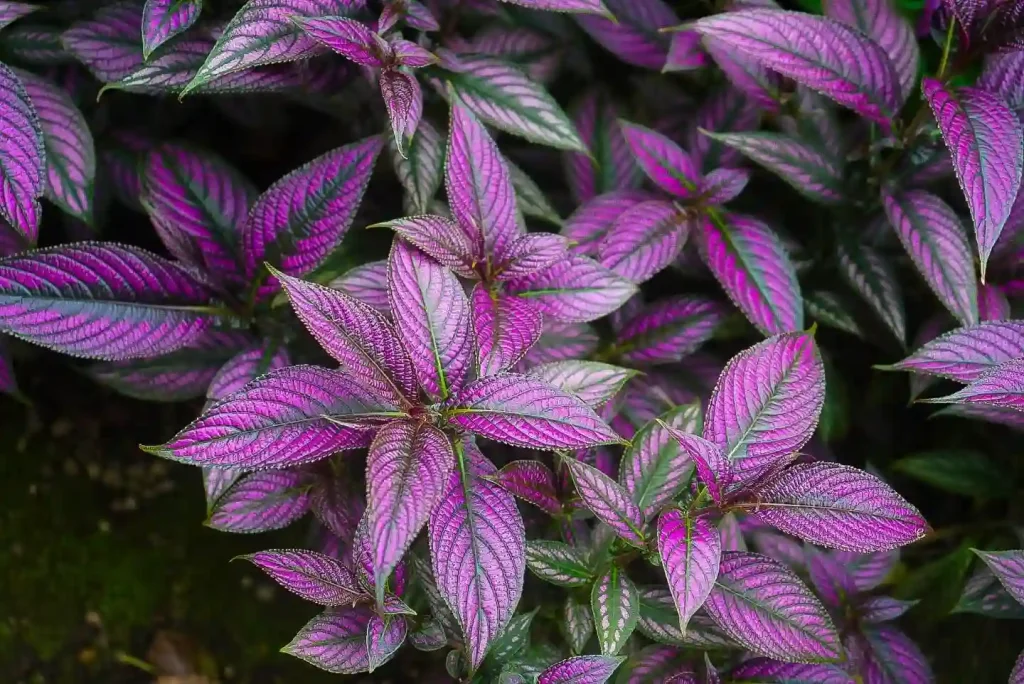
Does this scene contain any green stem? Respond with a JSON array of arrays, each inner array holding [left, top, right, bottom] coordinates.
[[115, 653, 155, 674], [937, 16, 957, 80]]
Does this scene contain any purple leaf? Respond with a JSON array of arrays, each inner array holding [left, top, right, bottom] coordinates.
[[979, 51, 1024, 123], [702, 37, 782, 115], [702, 131, 844, 204], [489, 460, 562, 515], [728, 659, 855, 683], [207, 342, 291, 402], [620, 122, 700, 198], [598, 200, 689, 284], [367, 421, 454, 600], [142, 143, 255, 288], [664, 30, 707, 72], [561, 190, 654, 256], [392, 118, 444, 215], [282, 605, 373, 674], [498, 0, 611, 16], [972, 549, 1024, 606], [882, 189, 978, 326], [806, 549, 857, 609], [563, 456, 646, 546], [690, 10, 902, 125], [978, 284, 1010, 322], [310, 475, 364, 541], [294, 16, 388, 67], [704, 332, 824, 485], [539, 655, 625, 684], [923, 357, 1024, 412], [448, 374, 623, 450], [245, 136, 382, 297], [243, 548, 365, 605], [833, 550, 899, 592], [684, 86, 763, 172], [428, 442, 525, 670], [922, 78, 1024, 281], [704, 551, 840, 662], [526, 540, 594, 586], [0, 243, 214, 360], [499, 233, 570, 280], [661, 429, 732, 504], [699, 168, 750, 206], [837, 236, 906, 344], [0, 64, 43, 243], [591, 566, 639, 655], [142, 0, 203, 58], [886, 320, 1024, 383], [658, 511, 721, 633], [203, 467, 243, 511], [505, 254, 638, 323], [859, 625, 934, 684], [389, 39, 437, 68], [519, 320, 600, 368], [859, 596, 918, 623], [380, 69, 423, 157], [329, 261, 391, 314], [366, 614, 406, 672], [276, 269, 416, 403], [575, 0, 678, 70], [636, 586, 735, 649], [388, 239, 473, 400], [620, 403, 701, 517], [824, 0, 918, 104], [473, 285, 544, 376], [527, 360, 637, 409], [62, 3, 145, 83], [452, 25, 560, 84], [441, 54, 586, 151], [144, 365, 401, 469], [182, 0, 362, 94], [446, 100, 520, 267], [208, 469, 310, 533], [563, 596, 595, 654], [1013, 650, 1024, 684], [697, 214, 803, 337], [377, 215, 477, 278], [565, 91, 642, 204], [748, 463, 928, 552], [0, 2, 35, 30], [617, 296, 727, 365]]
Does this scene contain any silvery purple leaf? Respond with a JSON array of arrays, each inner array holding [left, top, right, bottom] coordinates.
[[697, 214, 803, 337], [824, 0, 918, 104], [563, 456, 646, 546], [598, 200, 689, 284], [563, 596, 594, 654], [620, 122, 699, 199], [750, 529, 806, 569], [144, 365, 400, 469], [245, 136, 382, 297], [142, 143, 254, 288], [973, 549, 1024, 605], [978, 284, 1010, 322], [704, 551, 840, 662], [956, 563, 1024, 618], [451, 25, 560, 84], [888, 320, 1024, 383], [409, 619, 446, 651], [699, 168, 750, 206], [858, 625, 934, 684], [575, 0, 677, 70], [366, 614, 406, 672], [561, 190, 653, 257], [703, 332, 824, 486], [381, 69, 422, 156], [591, 565, 639, 655], [837, 236, 906, 344], [859, 596, 917, 623], [449, 374, 622, 449], [684, 86, 763, 172], [446, 100, 520, 266], [207, 469, 310, 533], [377, 215, 477, 278], [749, 463, 928, 552], [294, 16, 388, 67], [618, 645, 690, 683], [330, 261, 390, 314], [442, 54, 586, 152], [0, 64, 43, 243], [728, 659, 855, 683], [389, 39, 437, 68], [718, 512, 747, 553], [392, 118, 444, 215], [664, 30, 707, 72], [389, 239, 472, 400], [636, 587, 736, 649], [806, 549, 856, 609], [620, 403, 701, 517], [498, 0, 611, 16], [519, 320, 599, 369], [276, 270, 416, 403], [565, 91, 642, 204], [833, 550, 899, 592], [181, 0, 362, 94], [702, 37, 781, 115], [617, 296, 727, 365], [203, 466, 243, 512], [62, 3, 145, 83], [489, 460, 562, 515], [0, 1, 34, 30], [690, 10, 902, 125], [922, 78, 1024, 282], [538, 655, 625, 684], [505, 254, 638, 323], [525, 540, 594, 587], [979, 51, 1024, 124], [882, 189, 978, 326], [207, 342, 291, 402], [499, 233, 570, 280], [473, 285, 544, 376], [506, 161, 562, 228], [142, 0, 202, 58], [428, 442, 525, 670], [367, 421, 454, 601], [661, 428, 732, 503], [0, 243, 214, 360], [243, 548, 365, 605], [310, 475, 364, 542], [14, 69, 93, 226], [527, 361, 637, 409], [923, 357, 1024, 412], [658, 511, 721, 633], [703, 131, 843, 204], [282, 605, 373, 674]]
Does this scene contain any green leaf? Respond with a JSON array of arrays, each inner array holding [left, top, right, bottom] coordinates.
[[892, 450, 1011, 498], [591, 566, 639, 655]]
